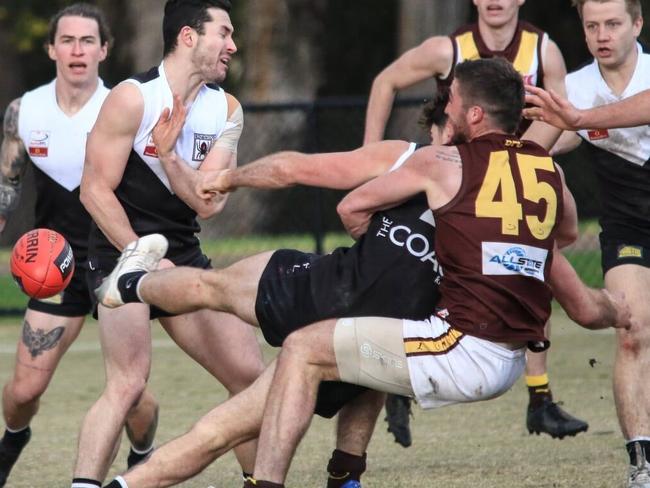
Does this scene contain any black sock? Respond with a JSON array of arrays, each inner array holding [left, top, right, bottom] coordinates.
[[243, 479, 284, 488], [103, 481, 123, 488], [527, 383, 553, 410], [72, 478, 101, 488], [1, 426, 31, 449], [127, 445, 153, 468], [627, 440, 650, 465], [327, 449, 367, 488], [117, 271, 147, 303], [242, 472, 253, 481]]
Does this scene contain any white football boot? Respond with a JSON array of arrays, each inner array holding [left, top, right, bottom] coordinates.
[[95, 234, 168, 308]]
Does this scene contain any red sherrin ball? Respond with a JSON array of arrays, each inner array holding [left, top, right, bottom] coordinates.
[[10, 228, 75, 299]]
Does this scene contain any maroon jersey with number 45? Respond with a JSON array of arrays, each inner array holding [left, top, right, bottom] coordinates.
[[434, 133, 563, 344]]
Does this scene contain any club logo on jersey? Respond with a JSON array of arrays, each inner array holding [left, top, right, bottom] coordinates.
[[617, 245, 643, 260], [28, 131, 50, 157], [587, 129, 609, 141], [482, 242, 548, 281], [143, 135, 158, 158], [193, 133, 216, 162]]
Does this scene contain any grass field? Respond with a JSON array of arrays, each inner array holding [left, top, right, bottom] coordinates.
[[0, 309, 626, 488]]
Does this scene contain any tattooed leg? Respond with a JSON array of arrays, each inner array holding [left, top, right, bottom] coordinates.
[[2, 309, 84, 429]]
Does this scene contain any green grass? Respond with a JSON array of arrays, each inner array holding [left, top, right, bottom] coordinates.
[[0, 310, 627, 487], [0, 275, 28, 310]]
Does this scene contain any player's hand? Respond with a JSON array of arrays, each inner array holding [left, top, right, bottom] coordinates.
[[523, 86, 583, 131], [341, 213, 370, 241], [603, 290, 632, 330], [153, 94, 187, 161], [196, 169, 233, 201], [0, 215, 6, 234]]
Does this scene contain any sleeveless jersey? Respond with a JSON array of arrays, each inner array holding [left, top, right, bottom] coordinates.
[[565, 43, 650, 246], [438, 21, 547, 134], [310, 143, 443, 321], [88, 62, 229, 260], [18, 79, 109, 256], [434, 134, 562, 343]]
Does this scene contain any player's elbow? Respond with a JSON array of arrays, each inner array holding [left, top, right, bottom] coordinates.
[[555, 225, 578, 248], [197, 196, 227, 219]]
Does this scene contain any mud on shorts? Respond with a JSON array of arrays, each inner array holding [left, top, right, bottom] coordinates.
[[28, 258, 93, 317], [600, 238, 650, 274], [333, 315, 526, 409], [255, 249, 370, 418], [86, 249, 212, 320]]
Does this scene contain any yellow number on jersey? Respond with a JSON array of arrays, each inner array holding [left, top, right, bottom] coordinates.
[[518, 154, 557, 240], [475, 151, 523, 235], [475, 150, 557, 239]]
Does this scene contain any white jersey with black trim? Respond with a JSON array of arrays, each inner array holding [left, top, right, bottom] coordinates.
[[566, 43, 650, 166], [566, 43, 650, 245], [88, 63, 230, 259], [17, 79, 109, 253]]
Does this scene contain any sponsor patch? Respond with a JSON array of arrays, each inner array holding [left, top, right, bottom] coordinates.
[[482, 241, 548, 281], [617, 245, 643, 259], [193, 133, 216, 161], [587, 129, 609, 141], [28, 131, 50, 157], [143, 135, 158, 157]]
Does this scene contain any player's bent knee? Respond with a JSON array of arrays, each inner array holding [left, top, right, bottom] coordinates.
[[5, 377, 49, 406], [106, 377, 149, 407], [281, 328, 315, 360]]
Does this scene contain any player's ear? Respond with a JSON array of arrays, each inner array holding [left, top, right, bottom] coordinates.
[[467, 105, 484, 124], [47, 42, 57, 62]]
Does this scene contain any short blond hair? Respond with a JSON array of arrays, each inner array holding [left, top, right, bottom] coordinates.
[[572, 0, 642, 20]]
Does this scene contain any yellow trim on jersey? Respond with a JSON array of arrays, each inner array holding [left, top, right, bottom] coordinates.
[[404, 328, 464, 355], [456, 32, 481, 61], [512, 30, 539, 76]]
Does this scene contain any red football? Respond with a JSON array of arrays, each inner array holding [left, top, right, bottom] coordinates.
[[10, 228, 75, 299]]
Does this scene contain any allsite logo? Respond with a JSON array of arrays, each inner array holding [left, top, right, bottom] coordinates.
[[482, 242, 548, 281]]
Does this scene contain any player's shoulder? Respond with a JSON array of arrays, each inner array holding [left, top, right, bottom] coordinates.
[[127, 66, 161, 85], [566, 58, 597, 86], [224, 92, 241, 112]]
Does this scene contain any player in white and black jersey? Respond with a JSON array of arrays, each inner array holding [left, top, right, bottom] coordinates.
[[96, 92, 629, 488], [0, 5, 159, 486], [73, 2, 265, 487], [525, 1, 650, 486]]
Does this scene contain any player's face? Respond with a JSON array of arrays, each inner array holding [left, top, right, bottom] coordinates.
[[581, 0, 642, 70], [445, 81, 471, 144], [473, 0, 525, 28], [48, 16, 107, 87], [193, 8, 237, 83]]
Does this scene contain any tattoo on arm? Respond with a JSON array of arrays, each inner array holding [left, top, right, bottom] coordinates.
[[1, 98, 27, 180], [434, 148, 462, 166]]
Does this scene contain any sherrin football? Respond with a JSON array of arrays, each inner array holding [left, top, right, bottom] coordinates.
[[10, 228, 75, 299]]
